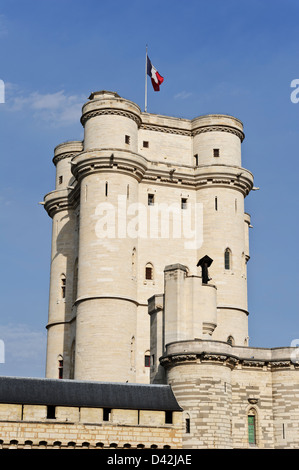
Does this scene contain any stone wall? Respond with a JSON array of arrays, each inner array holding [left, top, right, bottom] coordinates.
[[0, 404, 182, 449]]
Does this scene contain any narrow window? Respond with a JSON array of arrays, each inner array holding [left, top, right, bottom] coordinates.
[[248, 414, 256, 445], [181, 198, 187, 210], [143, 141, 149, 148], [60, 275, 66, 299], [58, 358, 63, 379], [215, 196, 218, 211], [105, 181, 108, 197], [47, 405, 56, 419], [283, 423, 285, 439], [235, 198, 238, 213], [224, 249, 231, 270], [194, 154, 198, 166], [148, 193, 155, 206], [185, 418, 190, 434], [151, 354, 155, 367], [125, 135, 130, 145], [145, 263, 153, 280], [144, 354, 150, 367], [58, 176, 63, 185], [127, 184, 130, 200], [227, 336, 234, 346], [213, 148, 220, 157], [165, 411, 173, 424], [103, 408, 111, 422]]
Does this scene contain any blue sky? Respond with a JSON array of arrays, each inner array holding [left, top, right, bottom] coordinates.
[[0, 0, 298, 377]]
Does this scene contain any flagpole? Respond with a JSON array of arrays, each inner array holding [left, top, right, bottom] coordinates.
[[145, 44, 148, 112]]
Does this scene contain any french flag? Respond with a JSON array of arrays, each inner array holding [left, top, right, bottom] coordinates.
[[147, 56, 164, 91]]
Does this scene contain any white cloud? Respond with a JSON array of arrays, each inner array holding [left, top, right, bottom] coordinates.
[[7, 85, 86, 126], [174, 91, 193, 100], [0, 323, 46, 362]]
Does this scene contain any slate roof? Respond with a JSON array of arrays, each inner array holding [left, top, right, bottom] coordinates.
[[0, 376, 182, 411]]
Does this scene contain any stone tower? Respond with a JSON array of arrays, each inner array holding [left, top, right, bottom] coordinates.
[[43, 90, 253, 384]]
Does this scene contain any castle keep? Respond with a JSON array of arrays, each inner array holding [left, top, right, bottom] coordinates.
[[0, 90, 298, 449], [44, 90, 253, 383]]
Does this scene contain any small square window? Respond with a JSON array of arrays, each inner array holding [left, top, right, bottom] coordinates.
[[165, 411, 173, 424], [148, 194, 155, 206], [181, 198, 187, 209], [103, 408, 111, 422], [145, 266, 153, 280], [143, 141, 149, 148], [213, 148, 220, 157], [125, 135, 130, 145], [47, 405, 56, 419]]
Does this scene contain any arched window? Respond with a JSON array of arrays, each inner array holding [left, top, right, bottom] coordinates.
[[145, 263, 154, 280], [224, 248, 231, 270], [227, 336, 234, 346], [248, 408, 257, 445], [60, 274, 66, 299], [58, 354, 63, 379], [144, 350, 150, 367]]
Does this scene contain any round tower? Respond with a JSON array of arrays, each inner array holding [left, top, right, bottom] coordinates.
[[192, 115, 253, 346], [71, 91, 147, 382], [162, 340, 234, 449], [44, 141, 83, 379]]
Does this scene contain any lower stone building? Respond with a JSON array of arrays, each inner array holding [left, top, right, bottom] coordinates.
[[0, 377, 182, 449]]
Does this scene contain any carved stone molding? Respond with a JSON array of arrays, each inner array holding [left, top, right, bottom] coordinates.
[[44, 195, 73, 218], [71, 151, 147, 183], [201, 353, 228, 362], [192, 125, 245, 142], [140, 123, 245, 142], [81, 108, 142, 127], [140, 123, 190, 136], [248, 398, 259, 405], [53, 152, 80, 166], [270, 360, 292, 369], [241, 360, 265, 368], [160, 351, 299, 372]]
